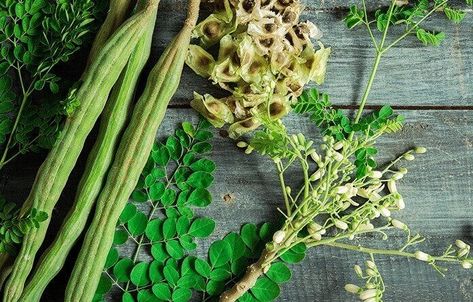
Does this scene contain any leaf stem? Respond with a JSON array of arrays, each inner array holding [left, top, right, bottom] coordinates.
[[381, 0, 448, 54], [323, 241, 466, 264]]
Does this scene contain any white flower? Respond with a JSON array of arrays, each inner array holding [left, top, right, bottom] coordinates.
[[391, 219, 406, 230], [414, 251, 430, 262], [273, 230, 286, 244], [344, 284, 360, 294], [335, 220, 348, 230], [455, 240, 468, 249], [359, 289, 377, 300]]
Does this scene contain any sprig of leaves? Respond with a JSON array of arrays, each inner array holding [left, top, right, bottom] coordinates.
[[95, 120, 218, 302], [345, 0, 469, 47], [0, 196, 47, 255], [0, 0, 99, 169]]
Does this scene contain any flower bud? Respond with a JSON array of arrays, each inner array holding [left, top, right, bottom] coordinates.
[[414, 251, 430, 262], [455, 240, 468, 249], [366, 260, 376, 269], [366, 283, 376, 289], [370, 171, 383, 179], [391, 219, 406, 230], [335, 220, 348, 230], [392, 173, 404, 180], [387, 180, 397, 193], [308, 222, 322, 233], [461, 261, 472, 269], [333, 141, 344, 150], [237, 141, 248, 148], [359, 289, 377, 300], [310, 151, 320, 162], [415, 146, 427, 154], [311, 232, 322, 241], [273, 230, 286, 244], [366, 268, 377, 277], [396, 196, 406, 210], [404, 153, 415, 161], [379, 207, 391, 217], [354, 265, 363, 277], [310, 170, 323, 181], [285, 186, 291, 195], [399, 167, 408, 174], [457, 248, 469, 258], [245, 146, 254, 154], [297, 133, 305, 145], [333, 151, 344, 162], [344, 284, 360, 294]]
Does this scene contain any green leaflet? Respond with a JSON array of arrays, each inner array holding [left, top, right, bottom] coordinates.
[[0, 196, 47, 255], [97, 120, 217, 302]]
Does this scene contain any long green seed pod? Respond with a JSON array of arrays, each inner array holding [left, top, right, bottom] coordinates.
[[0, 2, 135, 288], [2, 2, 158, 301], [87, 0, 135, 66], [17, 8, 157, 302], [64, 0, 201, 300]]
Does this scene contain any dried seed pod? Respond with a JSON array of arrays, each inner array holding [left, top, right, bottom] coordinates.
[[191, 93, 235, 127], [186, 45, 216, 77]]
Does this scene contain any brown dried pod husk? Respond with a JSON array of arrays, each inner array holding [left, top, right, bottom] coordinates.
[[191, 92, 235, 127]]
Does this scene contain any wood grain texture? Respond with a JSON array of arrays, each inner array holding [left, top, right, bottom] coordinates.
[[1, 1, 472, 301], [152, 1, 473, 107]]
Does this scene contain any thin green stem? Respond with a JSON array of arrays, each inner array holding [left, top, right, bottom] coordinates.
[[276, 162, 291, 216], [323, 241, 465, 264], [381, 0, 448, 54], [362, 0, 378, 50]]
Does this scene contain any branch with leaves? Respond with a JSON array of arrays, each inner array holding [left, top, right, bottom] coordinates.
[[0, 0, 101, 170]]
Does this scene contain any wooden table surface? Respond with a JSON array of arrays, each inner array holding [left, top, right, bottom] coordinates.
[[1, 1, 472, 301]]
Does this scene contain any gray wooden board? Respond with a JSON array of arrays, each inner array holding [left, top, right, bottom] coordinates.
[[1, 1, 472, 301], [115, 108, 471, 302], [153, 1, 473, 106]]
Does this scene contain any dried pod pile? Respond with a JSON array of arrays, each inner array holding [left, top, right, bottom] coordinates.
[[186, 0, 330, 138]]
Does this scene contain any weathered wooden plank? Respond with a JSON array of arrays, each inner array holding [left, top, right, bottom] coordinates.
[[152, 5, 473, 106], [2, 108, 471, 301], [158, 0, 470, 11]]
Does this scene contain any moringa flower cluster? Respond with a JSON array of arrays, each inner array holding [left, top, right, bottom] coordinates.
[[186, 0, 330, 138]]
